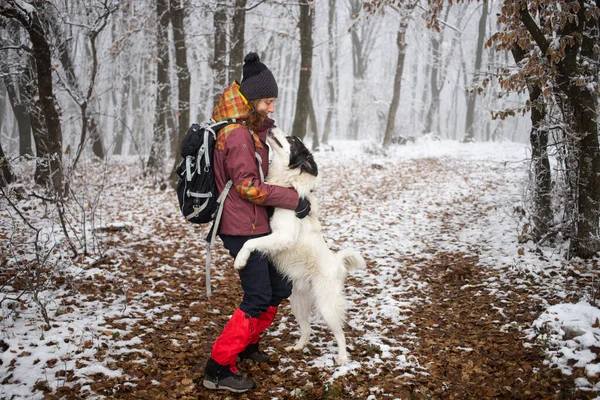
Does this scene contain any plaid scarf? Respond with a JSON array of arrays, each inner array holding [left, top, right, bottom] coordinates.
[[213, 81, 264, 150]]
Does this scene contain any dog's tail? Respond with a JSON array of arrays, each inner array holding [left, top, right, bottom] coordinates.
[[336, 249, 366, 275]]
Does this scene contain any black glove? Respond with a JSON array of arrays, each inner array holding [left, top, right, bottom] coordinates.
[[295, 197, 311, 219]]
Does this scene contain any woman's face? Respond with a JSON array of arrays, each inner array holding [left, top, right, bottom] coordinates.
[[254, 97, 276, 116]]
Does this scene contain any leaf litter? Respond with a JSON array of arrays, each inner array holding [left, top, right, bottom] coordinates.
[[1, 138, 600, 399]]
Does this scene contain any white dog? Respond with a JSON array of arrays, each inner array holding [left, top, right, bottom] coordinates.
[[233, 127, 365, 366]]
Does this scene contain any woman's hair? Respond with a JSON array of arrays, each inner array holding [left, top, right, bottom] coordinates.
[[244, 99, 266, 132]]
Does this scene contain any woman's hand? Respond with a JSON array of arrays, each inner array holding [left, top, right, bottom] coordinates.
[[295, 198, 311, 219]]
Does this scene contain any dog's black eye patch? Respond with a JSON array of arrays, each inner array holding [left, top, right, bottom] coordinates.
[[288, 136, 318, 177]]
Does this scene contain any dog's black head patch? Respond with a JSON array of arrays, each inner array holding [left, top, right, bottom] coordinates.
[[288, 136, 318, 177]]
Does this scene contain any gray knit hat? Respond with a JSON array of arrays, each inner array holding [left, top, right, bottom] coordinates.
[[240, 52, 278, 100]]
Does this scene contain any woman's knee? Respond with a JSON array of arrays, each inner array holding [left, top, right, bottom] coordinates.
[[270, 280, 292, 306]]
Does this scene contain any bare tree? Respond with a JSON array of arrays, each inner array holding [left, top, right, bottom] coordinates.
[[347, 0, 378, 140], [321, 0, 338, 148], [170, 0, 191, 186], [511, 43, 551, 241], [383, 4, 416, 148], [147, 0, 171, 177], [463, 1, 488, 142], [0, 138, 14, 186], [65, 4, 117, 169], [1, 0, 64, 193], [1, 21, 33, 157], [230, 0, 247, 82], [308, 92, 319, 150], [291, 0, 313, 140], [213, 3, 228, 106], [475, 1, 600, 258], [423, 6, 451, 136]]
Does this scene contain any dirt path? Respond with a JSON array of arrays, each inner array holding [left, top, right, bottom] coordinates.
[[399, 251, 584, 399], [40, 156, 596, 399], [55, 244, 590, 399]]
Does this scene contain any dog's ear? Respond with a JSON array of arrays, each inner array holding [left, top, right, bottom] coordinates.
[[300, 154, 318, 177], [289, 136, 319, 176]]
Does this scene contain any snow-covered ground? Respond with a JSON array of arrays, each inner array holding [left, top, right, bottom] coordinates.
[[2, 137, 600, 398]]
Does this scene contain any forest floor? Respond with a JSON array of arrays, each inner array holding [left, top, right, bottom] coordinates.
[[2, 140, 600, 399]]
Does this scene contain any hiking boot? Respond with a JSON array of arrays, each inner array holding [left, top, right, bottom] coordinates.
[[203, 358, 255, 393], [238, 342, 271, 363]]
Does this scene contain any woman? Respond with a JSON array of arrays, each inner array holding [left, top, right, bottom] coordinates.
[[203, 52, 310, 393]]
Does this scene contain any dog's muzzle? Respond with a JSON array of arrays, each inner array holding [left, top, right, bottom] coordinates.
[[267, 129, 283, 149]]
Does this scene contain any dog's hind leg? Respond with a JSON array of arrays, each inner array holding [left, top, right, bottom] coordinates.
[[285, 288, 312, 353], [314, 282, 348, 366]]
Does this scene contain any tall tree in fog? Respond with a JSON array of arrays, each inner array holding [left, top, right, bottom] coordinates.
[[0, 79, 14, 185], [382, 3, 416, 148], [460, 0, 600, 258], [230, 0, 247, 82], [0, 138, 14, 186], [1, 22, 33, 157], [321, 0, 338, 147], [423, 7, 451, 136], [147, 0, 171, 176], [347, 0, 377, 139], [511, 43, 551, 240], [213, 4, 228, 106], [463, 1, 488, 142], [1, 1, 64, 193], [112, 3, 133, 156], [170, 0, 191, 185], [63, 3, 116, 168], [308, 92, 320, 150], [50, 15, 106, 163], [291, 0, 313, 140]]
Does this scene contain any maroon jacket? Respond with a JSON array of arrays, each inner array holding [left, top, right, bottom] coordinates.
[[212, 82, 298, 236]]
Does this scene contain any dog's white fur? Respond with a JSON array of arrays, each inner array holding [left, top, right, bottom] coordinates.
[[233, 127, 365, 366]]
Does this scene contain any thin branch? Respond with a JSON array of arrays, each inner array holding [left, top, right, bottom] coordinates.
[[0, 186, 38, 232], [416, 3, 462, 33], [518, 5, 549, 54], [0, 45, 32, 53]]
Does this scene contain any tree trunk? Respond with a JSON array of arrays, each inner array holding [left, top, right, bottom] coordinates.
[[213, 4, 228, 106], [348, 29, 364, 140], [230, 0, 247, 82], [347, 0, 371, 140], [321, 0, 337, 147], [147, 0, 171, 176], [2, 2, 65, 192], [113, 3, 133, 156], [1, 21, 33, 157], [130, 61, 143, 155], [170, 0, 191, 187], [0, 138, 14, 186], [52, 17, 105, 160], [511, 45, 551, 241], [308, 92, 319, 150], [291, 0, 313, 140], [570, 90, 600, 258], [423, 32, 441, 134], [463, 1, 488, 142], [4, 74, 33, 157], [113, 72, 130, 155], [0, 82, 5, 135], [518, 4, 600, 258], [383, 18, 409, 148]]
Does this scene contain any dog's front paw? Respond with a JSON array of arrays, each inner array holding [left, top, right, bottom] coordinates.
[[233, 249, 250, 270]]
